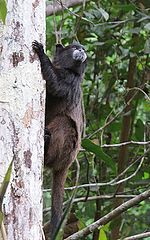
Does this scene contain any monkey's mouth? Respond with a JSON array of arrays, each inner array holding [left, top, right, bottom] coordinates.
[[73, 50, 87, 62]]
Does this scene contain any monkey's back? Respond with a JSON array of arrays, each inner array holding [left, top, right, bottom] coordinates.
[[44, 93, 83, 171]]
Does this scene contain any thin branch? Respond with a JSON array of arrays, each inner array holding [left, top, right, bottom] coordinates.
[[128, 87, 150, 101], [100, 107, 114, 146], [43, 194, 137, 213], [111, 149, 149, 184], [46, 0, 90, 16], [1, 222, 7, 240], [64, 189, 150, 240], [123, 231, 150, 240], [46, 1, 142, 29], [111, 156, 144, 186], [87, 83, 147, 139], [87, 87, 139, 139], [58, 0, 64, 43], [44, 148, 150, 192], [66, 194, 136, 205], [56, 0, 94, 25], [101, 140, 150, 148], [53, 0, 59, 43]]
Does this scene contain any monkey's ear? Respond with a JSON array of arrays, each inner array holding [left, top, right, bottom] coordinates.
[[56, 44, 64, 54], [72, 40, 78, 44]]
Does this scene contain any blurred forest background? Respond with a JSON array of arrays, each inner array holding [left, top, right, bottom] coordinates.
[[43, 0, 150, 239]]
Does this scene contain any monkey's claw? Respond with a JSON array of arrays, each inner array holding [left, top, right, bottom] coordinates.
[[32, 40, 44, 55]]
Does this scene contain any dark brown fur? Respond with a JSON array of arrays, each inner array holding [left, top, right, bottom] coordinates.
[[32, 41, 87, 238]]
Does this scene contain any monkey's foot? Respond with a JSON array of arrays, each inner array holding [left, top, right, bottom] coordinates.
[[44, 128, 51, 154]]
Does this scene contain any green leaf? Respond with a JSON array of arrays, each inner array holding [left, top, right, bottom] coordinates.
[[143, 172, 149, 180], [115, 4, 136, 12], [0, 211, 3, 226], [104, 39, 119, 46], [82, 139, 116, 172], [100, 223, 110, 232], [0, 160, 13, 211], [108, 122, 121, 132], [77, 218, 86, 230], [135, 119, 144, 141], [98, 228, 107, 240], [144, 102, 150, 112], [0, 0, 7, 24], [144, 23, 150, 31], [99, 8, 109, 21]]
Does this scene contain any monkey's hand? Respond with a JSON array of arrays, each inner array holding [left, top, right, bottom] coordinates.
[[32, 40, 44, 57]]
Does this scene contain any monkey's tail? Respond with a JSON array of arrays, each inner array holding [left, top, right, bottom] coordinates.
[[50, 168, 67, 239]]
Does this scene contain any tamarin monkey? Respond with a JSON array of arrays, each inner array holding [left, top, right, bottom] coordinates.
[[32, 40, 87, 238]]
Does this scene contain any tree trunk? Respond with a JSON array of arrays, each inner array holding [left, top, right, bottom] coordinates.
[[111, 56, 137, 240], [0, 1, 45, 239]]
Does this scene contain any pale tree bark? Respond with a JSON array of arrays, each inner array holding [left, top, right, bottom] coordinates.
[[0, 0, 45, 240]]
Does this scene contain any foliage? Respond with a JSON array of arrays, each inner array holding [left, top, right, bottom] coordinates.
[[0, 0, 7, 24], [0, 160, 13, 226], [44, 1, 150, 239]]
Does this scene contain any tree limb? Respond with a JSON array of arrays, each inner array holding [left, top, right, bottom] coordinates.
[[64, 189, 150, 240], [102, 140, 150, 147], [46, 0, 89, 16], [123, 231, 150, 240]]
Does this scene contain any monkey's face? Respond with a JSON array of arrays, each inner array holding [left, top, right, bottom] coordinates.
[[56, 43, 87, 63], [54, 43, 87, 74], [71, 45, 87, 63]]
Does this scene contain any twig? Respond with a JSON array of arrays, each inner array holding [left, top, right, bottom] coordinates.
[[101, 140, 150, 148], [111, 156, 144, 186], [67, 194, 136, 204], [87, 96, 135, 139], [128, 86, 150, 101], [64, 189, 150, 239], [100, 108, 114, 146], [58, 0, 64, 43], [56, 0, 94, 25], [46, 0, 90, 16], [53, 0, 59, 43], [0, 222, 7, 240], [43, 148, 150, 192], [110, 148, 150, 185], [123, 231, 150, 240], [43, 194, 137, 214], [87, 84, 146, 139]]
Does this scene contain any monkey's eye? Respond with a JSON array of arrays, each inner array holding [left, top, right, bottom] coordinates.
[[72, 47, 77, 50]]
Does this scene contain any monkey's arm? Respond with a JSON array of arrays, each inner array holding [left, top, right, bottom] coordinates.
[[32, 41, 68, 97]]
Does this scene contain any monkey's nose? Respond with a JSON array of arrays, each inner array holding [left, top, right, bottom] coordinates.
[[79, 49, 84, 53]]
